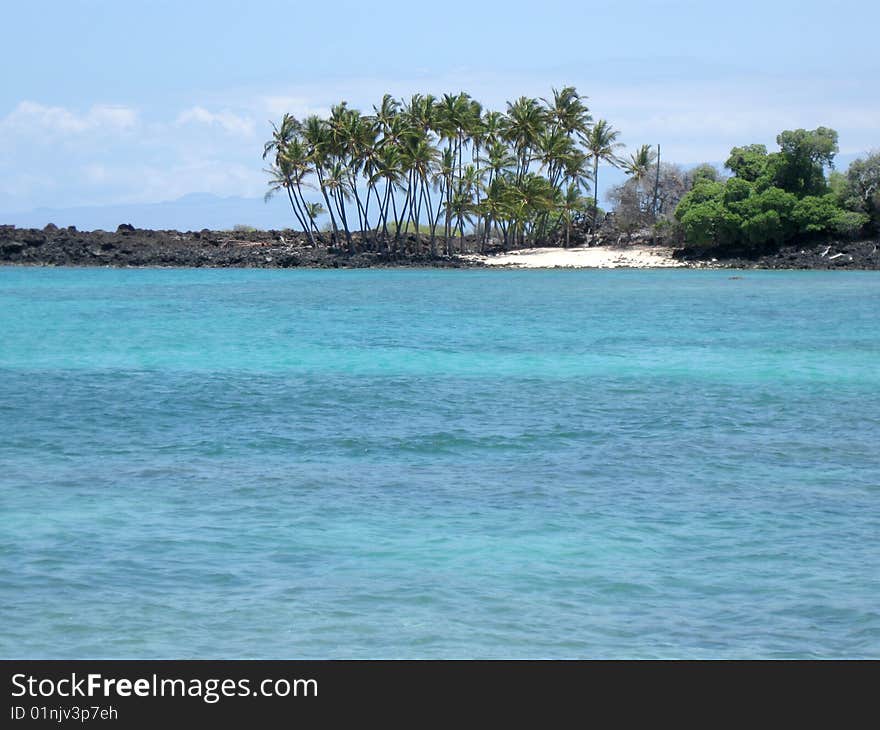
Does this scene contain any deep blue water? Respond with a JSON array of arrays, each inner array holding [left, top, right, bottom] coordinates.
[[1, 266, 878, 658]]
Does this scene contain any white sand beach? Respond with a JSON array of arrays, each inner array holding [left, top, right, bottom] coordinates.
[[465, 245, 686, 269]]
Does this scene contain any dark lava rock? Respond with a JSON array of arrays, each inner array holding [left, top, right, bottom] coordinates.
[[2, 224, 876, 271], [674, 238, 880, 270]]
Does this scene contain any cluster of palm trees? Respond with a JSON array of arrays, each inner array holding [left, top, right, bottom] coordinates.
[[263, 88, 638, 254]]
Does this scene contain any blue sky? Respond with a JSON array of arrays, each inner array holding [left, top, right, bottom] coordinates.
[[1, 0, 878, 222]]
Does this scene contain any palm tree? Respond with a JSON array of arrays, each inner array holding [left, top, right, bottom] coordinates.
[[479, 139, 516, 244], [543, 86, 591, 138], [622, 144, 657, 184], [262, 112, 300, 161], [502, 173, 557, 247], [503, 96, 548, 182], [622, 143, 660, 220], [534, 126, 578, 240], [399, 128, 439, 252], [264, 158, 309, 234], [303, 202, 325, 235], [324, 161, 353, 251], [584, 119, 624, 232], [439, 163, 483, 253], [480, 110, 504, 150], [302, 115, 342, 246], [373, 94, 400, 131], [559, 183, 588, 248], [371, 143, 404, 245], [537, 127, 576, 191], [329, 105, 373, 236], [265, 88, 634, 254], [262, 115, 317, 246]]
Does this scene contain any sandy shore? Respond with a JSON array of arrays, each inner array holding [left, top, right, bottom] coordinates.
[[464, 245, 686, 268]]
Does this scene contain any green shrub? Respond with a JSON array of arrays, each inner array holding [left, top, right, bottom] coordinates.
[[840, 152, 880, 227], [690, 163, 720, 185], [675, 127, 857, 253], [791, 194, 841, 234], [723, 177, 753, 206], [724, 144, 769, 182], [741, 210, 783, 247], [678, 199, 742, 250], [831, 211, 869, 238]]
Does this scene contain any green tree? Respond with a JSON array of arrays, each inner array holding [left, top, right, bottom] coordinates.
[[724, 144, 769, 182], [690, 163, 720, 185], [584, 119, 624, 231], [771, 127, 838, 196], [559, 183, 588, 247], [302, 115, 343, 246], [622, 144, 657, 183], [503, 96, 548, 183], [840, 151, 880, 227], [679, 127, 856, 253], [262, 115, 318, 246]]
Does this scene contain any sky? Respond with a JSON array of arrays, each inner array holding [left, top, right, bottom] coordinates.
[[1, 0, 878, 225]]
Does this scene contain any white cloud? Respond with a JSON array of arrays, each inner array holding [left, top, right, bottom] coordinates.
[[73, 159, 264, 204], [246, 72, 876, 167], [0, 99, 264, 210], [574, 75, 880, 163], [132, 160, 263, 202], [0, 101, 137, 135], [176, 106, 255, 136], [1, 69, 877, 214]]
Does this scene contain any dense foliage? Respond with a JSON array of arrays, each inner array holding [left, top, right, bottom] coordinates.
[[263, 88, 639, 253], [836, 151, 880, 228], [266, 95, 875, 257], [675, 128, 871, 253]]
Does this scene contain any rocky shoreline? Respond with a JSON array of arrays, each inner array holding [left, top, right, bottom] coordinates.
[[0, 225, 476, 269], [0, 224, 878, 269], [674, 238, 880, 270]]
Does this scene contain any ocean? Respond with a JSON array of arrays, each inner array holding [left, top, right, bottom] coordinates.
[[1, 266, 878, 658]]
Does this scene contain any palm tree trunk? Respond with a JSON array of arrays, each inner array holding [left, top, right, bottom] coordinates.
[[379, 180, 391, 245], [652, 144, 661, 218], [334, 190, 353, 252], [445, 175, 452, 254], [592, 156, 600, 233], [291, 183, 317, 246], [422, 180, 437, 256], [315, 169, 340, 247], [397, 186, 410, 241], [363, 182, 379, 250], [284, 186, 309, 234], [389, 192, 400, 251], [350, 178, 367, 236], [399, 178, 411, 237]]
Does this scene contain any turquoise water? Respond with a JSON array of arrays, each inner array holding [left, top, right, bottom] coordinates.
[[1, 266, 878, 658]]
